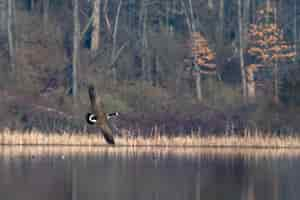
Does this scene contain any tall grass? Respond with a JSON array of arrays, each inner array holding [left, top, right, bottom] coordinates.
[[1, 128, 300, 148], [1, 146, 300, 159]]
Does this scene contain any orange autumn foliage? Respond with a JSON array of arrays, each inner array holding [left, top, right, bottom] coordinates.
[[247, 8, 295, 71], [189, 32, 216, 74]]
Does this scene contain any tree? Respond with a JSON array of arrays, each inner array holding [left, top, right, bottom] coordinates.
[[111, 0, 123, 84], [294, 0, 297, 61], [91, 0, 101, 51], [238, 0, 247, 103], [72, 0, 80, 106], [207, 0, 213, 10], [247, 6, 296, 103], [189, 32, 216, 102], [43, 0, 49, 34], [7, 0, 15, 76], [0, 0, 5, 31], [216, 0, 224, 78]]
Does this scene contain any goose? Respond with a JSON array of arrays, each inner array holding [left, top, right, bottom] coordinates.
[[86, 85, 117, 145]]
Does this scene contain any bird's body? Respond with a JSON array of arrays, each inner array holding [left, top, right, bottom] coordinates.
[[88, 85, 115, 145]]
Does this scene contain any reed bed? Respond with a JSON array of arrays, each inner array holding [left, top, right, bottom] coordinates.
[[0, 128, 300, 149], [1, 146, 300, 160], [1, 129, 300, 159]]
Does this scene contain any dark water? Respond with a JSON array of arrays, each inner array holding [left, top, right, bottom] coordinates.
[[0, 147, 299, 200]]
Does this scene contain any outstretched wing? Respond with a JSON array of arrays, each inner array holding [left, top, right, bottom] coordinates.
[[88, 85, 115, 145], [98, 119, 115, 145], [88, 85, 104, 114]]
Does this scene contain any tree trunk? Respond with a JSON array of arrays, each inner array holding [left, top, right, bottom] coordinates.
[[7, 0, 15, 76], [266, 0, 271, 11], [143, 2, 149, 81], [243, 0, 250, 46], [188, 0, 195, 32], [72, 0, 80, 105], [103, 0, 111, 33], [294, 0, 297, 61], [238, 0, 248, 103], [12, 0, 16, 48], [0, 0, 6, 31], [91, 0, 101, 51], [181, 0, 192, 34], [139, 0, 148, 81], [111, 0, 122, 84], [165, 0, 169, 32], [246, 68, 256, 102], [31, 0, 34, 10], [273, 61, 280, 104], [251, 0, 256, 23], [154, 53, 160, 87], [187, 0, 202, 102], [219, 0, 224, 38], [195, 72, 202, 102], [216, 0, 224, 78], [43, 0, 49, 34], [208, 0, 213, 10]]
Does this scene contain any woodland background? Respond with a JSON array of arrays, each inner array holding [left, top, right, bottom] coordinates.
[[0, 0, 299, 135]]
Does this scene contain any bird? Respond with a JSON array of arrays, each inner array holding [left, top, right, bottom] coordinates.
[[87, 85, 116, 145]]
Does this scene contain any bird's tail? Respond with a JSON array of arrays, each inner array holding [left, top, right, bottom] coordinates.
[[102, 131, 115, 145]]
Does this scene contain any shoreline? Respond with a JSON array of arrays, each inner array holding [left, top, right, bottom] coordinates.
[[0, 129, 300, 149], [1, 145, 300, 159]]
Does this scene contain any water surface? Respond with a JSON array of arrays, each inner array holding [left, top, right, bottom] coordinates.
[[0, 146, 299, 200]]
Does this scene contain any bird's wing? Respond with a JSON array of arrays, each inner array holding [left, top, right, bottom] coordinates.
[[88, 85, 115, 145], [99, 118, 115, 145]]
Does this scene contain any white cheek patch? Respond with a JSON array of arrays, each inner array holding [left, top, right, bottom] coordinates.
[[89, 114, 97, 123], [86, 113, 98, 124]]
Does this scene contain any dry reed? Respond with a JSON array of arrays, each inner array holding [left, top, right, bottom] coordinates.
[[1, 146, 300, 160], [0, 128, 300, 149]]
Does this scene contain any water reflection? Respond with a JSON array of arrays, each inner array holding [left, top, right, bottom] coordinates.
[[0, 146, 299, 200]]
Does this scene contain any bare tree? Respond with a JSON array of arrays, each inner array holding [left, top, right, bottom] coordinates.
[[7, 0, 15, 76], [72, 0, 80, 105], [216, 0, 224, 78], [139, 0, 148, 81], [0, 0, 6, 31], [238, 0, 248, 103], [294, 0, 297, 61], [103, 0, 112, 34], [266, 0, 271, 12], [91, 0, 101, 51], [208, 0, 213, 10], [43, 0, 49, 33], [243, 0, 250, 46], [111, 0, 123, 84], [30, 0, 34, 10]]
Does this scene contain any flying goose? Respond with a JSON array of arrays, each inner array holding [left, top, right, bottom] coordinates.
[[86, 85, 117, 145]]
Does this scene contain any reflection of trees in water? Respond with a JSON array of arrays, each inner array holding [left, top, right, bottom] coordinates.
[[196, 156, 295, 200], [0, 154, 299, 200], [240, 159, 287, 200], [0, 156, 71, 200], [72, 166, 77, 200], [197, 156, 247, 199]]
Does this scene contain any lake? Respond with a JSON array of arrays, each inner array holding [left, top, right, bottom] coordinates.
[[0, 146, 299, 200]]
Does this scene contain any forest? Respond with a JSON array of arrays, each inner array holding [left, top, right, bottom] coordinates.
[[0, 0, 299, 135]]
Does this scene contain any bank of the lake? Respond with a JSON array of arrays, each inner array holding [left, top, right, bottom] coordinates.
[[1, 129, 300, 148]]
